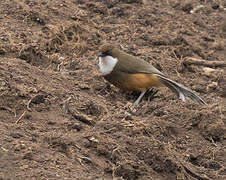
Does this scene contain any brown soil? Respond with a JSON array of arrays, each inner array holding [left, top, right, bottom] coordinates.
[[0, 0, 225, 179]]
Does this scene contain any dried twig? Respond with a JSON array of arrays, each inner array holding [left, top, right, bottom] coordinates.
[[179, 160, 210, 180], [27, 94, 46, 111], [166, 143, 211, 180], [69, 110, 94, 126], [15, 95, 45, 123], [62, 97, 94, 126], [78, 156, 93, 164], [170, 151, 211, 180], [62, 97, 71, 114], [0, 106, 16, 117], [16, 110, 27, 124], [183, 57, 226, 68], [27, 99, 32, 111], [190, 5, 205, 14], [0, 146, 8, 152]]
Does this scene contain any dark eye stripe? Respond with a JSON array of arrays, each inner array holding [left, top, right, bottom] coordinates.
[[104, 50, 111, 56]]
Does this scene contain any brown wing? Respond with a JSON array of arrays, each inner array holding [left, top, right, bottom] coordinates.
[[114, 50, 165, 76]]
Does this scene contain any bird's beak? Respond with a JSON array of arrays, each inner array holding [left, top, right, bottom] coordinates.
[[98, 52, 104, 57]]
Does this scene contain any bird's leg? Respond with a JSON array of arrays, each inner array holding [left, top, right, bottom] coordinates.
[[134, 91, 146, 105]]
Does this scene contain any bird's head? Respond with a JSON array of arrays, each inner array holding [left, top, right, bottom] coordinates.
[[98, 44, 119, 75], [98, 44, 116, 58]]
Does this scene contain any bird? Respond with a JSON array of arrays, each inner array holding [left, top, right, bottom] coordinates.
[[98, 44, 206, 105]]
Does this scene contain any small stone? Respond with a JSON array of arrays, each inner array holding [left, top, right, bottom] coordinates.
[[22, 165, 29, 169], [89, 136, 99, 143], [207, 82, 218, 91], [203, 67, 216, 77]]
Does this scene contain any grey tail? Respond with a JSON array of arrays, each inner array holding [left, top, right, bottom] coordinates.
[[156, 74, 206, 105]]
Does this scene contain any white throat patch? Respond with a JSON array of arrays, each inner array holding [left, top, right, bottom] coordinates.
[[98, 56, 118, 75]]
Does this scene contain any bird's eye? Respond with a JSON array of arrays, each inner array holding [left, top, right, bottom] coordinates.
[[98, 50, 112, 57], [104, 50, 112, 56]]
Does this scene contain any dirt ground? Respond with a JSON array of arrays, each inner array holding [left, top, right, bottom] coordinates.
[[0, 0, 225, 179]]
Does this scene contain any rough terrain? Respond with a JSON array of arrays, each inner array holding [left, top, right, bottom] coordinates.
[[0, 0, 225, 179]]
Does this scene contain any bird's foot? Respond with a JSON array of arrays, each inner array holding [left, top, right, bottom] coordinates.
[[146, 88, 159, 101]]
